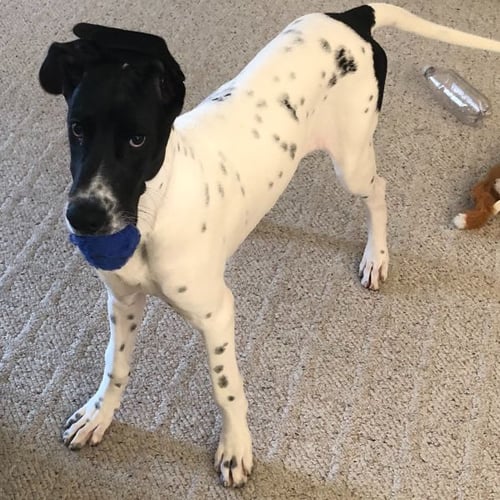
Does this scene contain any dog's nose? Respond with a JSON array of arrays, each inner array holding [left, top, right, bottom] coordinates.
[[66, 199, 110, 235]]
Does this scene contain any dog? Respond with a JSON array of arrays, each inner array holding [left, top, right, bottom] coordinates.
[[454, 164, 500, 229], [39, 3, 500, 488]]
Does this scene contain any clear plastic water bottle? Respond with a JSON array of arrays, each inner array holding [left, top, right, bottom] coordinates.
[[423, 66, 491, 126]]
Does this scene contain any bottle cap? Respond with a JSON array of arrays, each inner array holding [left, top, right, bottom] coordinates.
[[423, 66, 436, 77]]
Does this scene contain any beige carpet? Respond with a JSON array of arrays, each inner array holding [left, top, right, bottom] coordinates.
[[1, 0, 499, 498]]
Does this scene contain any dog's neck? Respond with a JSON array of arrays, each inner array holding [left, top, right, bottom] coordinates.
[[136, 126, 180, 238]]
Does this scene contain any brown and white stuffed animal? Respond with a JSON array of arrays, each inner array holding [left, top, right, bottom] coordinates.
[[454, 164, 500, 229]]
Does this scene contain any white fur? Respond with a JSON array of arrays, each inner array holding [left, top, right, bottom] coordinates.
[[453, 213, 467, 229]]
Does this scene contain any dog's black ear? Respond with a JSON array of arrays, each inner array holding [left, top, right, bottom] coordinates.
[[39, 40, 99, 98], [146, 60, 186, 111], [73, 23, 185, 88]]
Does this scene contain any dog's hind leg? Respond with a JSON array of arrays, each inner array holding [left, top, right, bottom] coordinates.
[[332, 142, 389, 290], [62, 290, 146, 449]]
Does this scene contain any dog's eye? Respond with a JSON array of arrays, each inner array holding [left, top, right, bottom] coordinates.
[[71, 122, 84, 138], [129, 135, 146, 148]]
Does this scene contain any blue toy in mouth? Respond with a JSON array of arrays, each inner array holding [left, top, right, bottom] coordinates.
[[69, 224, 141, 271]]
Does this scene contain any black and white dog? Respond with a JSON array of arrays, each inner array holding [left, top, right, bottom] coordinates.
[[39, 3, 500, 487]]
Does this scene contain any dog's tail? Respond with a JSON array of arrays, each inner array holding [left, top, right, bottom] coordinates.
[[369, 3, 500, 53]]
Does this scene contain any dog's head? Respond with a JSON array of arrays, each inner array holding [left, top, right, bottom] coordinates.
[[39, 23, 185, 235]]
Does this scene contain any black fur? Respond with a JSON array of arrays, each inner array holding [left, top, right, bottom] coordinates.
[[39, 24, 185, 234], [326, 6, 387, 111]]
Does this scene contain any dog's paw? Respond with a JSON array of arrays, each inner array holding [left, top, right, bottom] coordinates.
[[215, 427, 253, 488], [62, 395, 115, 450], [359, 244, 389, 290]]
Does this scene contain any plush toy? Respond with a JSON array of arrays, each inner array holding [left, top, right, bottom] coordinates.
[[69, 224, 141, 271], [454, 163, 500, 229]]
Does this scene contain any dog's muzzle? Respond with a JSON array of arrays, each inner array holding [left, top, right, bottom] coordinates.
[[66, 198, 111, 235]]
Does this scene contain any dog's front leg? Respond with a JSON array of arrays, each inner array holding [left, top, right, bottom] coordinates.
[[180, 285, 252, 487], [62, 290, 146, 449]]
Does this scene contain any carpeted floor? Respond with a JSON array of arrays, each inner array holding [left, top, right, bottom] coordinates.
[[1, 1, 499, 498]]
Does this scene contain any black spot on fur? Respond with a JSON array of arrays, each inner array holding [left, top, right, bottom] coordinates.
[[212, 92, 232, 102], [278, 171, 284, 178], [257, 99, 267, 108], [240, 186, 246, 196], [371, 176, 375, 183], [130, 323, 137, 331], [114, 382, 122, 388], [273, 134, 280, 142], [289, 144, 297, 160], [280, 142, 288, 152], [205, 312, 212, 318], [300, 97, 305, 106], [119, 343, 125, 351], [218, 375, 229, 388], [228, 396, 235, 401], [218, 183, 225, 197], [320, 38, 331, 52], [335, 47, 357, 75], [127, 314, 134, 320], [141, 243, 148, 262], [201, 222, 207, 233], [279, 95, 299, 121], [204, 184, 210, 206], [220, 163, 227, 175], [178, 286, 187, 293], [108, 373, 113, 379], [252, 129, 260, 139], [269, 182, 274, 189], [380, 250, 385, 254], [328, 74, 337, 88], [214, 365, 223, 373], [255, 114, 263, 123], [110, 315, 116, 324], [95, 401, 101, 410], [364, 108, 369, 113], [215, 343, 228, 355]]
